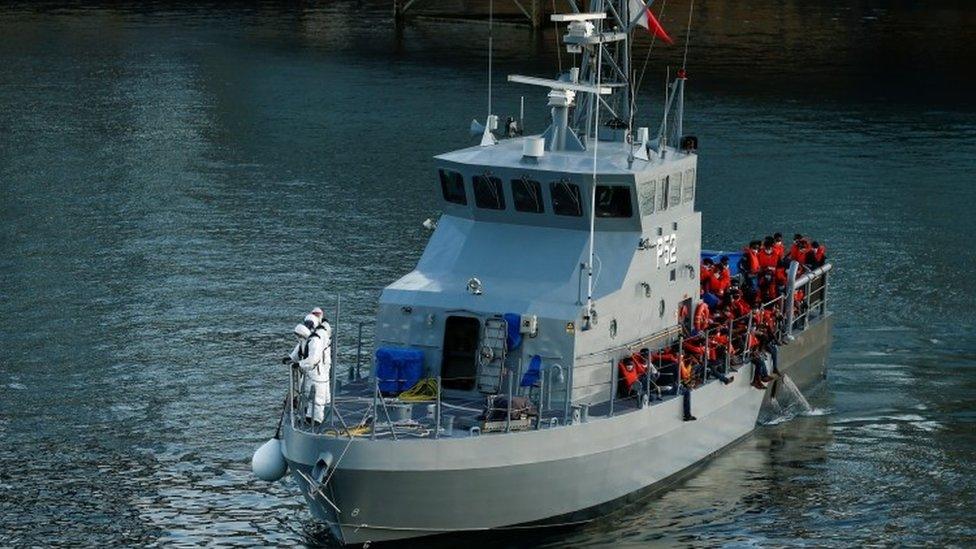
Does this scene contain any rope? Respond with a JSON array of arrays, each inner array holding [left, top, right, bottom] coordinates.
[[635, 0, 668, 100], [681, 0, 694, 71], [398, 378, 440, 402]]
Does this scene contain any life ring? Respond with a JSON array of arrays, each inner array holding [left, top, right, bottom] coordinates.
[[694, 302, 710, 332]]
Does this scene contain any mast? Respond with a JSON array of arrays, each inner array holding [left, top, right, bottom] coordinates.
[[566, 0, 649, 140]]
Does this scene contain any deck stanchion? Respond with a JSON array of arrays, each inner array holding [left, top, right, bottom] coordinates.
[[537, 368, 545, 430], [703, 330, 710, 382], [329, 297, 341, 427], [352, 322, 363, 381], [435, 375, 442, 439], [371, 376, 378, 440], [506, 370, 513, 433], [725, 319, 733, 374], [564, 366, 572, 425], [609, 358, 616, 416], [289, 364, 295, 429], [742, 312, 753, 363]]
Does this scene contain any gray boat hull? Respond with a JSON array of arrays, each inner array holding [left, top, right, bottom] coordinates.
[[281, 315, 831, 546]]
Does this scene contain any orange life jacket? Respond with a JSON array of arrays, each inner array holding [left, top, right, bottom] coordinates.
[[707, 269, 730, 296], [773, 242, 785, 261], [813, 246, 826, 264], [700, 263, 713, 285], [758, 248, 779, 270], [744, 248, 760, 274], [679, 357, 693, 382], [617, 353, 647, 392], [790, 242, 809, 263], [730, 297, 751, 318]]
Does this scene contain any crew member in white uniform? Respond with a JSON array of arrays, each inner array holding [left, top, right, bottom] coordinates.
[[286, 310, 332, 424]]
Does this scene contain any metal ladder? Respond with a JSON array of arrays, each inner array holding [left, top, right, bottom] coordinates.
[[477, 317, 508, 394]]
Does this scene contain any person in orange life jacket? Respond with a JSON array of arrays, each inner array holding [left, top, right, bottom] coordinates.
[[739, 240, 761, 299], [648, 347, 695, 420], [677, 354, 696, 421], [790, 234, 810, 264], [758, 236, 779, 272], [617, 352, 652, 398], [683, 334, 734, 385], [773, 232, 785, 261], [728, 288, 752, 319], [749, 327, 776, 389], [806, 241, 827, 268], [700, 257, 715, 289], [708, 262, 732, 297]]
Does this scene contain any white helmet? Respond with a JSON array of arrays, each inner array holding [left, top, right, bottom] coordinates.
[[294, 323, 311, 339]]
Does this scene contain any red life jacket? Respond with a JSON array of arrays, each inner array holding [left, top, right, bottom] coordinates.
[[773, 242, 785, 261], [617, 353, 647, 392], [758, 248, 778, 270], [683, 337, 704, 355], [730, 297, 751, 318], [700, 263, 713, 285], [744, 248, 760, 274], [813, 246, 826, 264], [707, 269, 730, 296], [650, 349, 679, 365], [790, 242, 809, 263]]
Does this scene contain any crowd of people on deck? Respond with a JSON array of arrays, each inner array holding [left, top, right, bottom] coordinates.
[[617, 233, 827, 422]]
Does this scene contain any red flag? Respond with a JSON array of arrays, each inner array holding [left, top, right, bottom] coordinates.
[[645, 9, 674, 44], [630, 0, 674, 44]]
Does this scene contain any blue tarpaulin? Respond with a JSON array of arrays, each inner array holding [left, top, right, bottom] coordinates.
[[520, 355, 542, 387], [503, 313, 522, 350], [375, 347, 424, 395]]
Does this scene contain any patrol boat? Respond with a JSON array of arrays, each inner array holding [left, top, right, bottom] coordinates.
[[253, 3, 833, 545]]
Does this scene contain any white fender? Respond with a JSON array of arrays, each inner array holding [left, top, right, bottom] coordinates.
[[251, 437, 288, 482]]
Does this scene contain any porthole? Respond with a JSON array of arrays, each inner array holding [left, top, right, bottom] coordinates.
[[609, 319, 618, 339], [659, 299, 666, 318]]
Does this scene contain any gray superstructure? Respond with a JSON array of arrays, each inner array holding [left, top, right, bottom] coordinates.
[[266, 4, 833, 545]]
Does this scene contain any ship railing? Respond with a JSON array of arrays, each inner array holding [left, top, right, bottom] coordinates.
[[600, 290, 803, 417], [289, 364, 576, 439], [787, 263, 832, 336]]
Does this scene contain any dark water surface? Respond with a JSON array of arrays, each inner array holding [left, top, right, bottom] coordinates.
[[2, 1, 975, 546]]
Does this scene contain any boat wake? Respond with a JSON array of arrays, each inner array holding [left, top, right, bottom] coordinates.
[[758, 375, 829, 425]]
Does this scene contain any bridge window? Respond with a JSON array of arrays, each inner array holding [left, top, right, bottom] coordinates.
[[511, 177, 544, 213], [473, 175, 506, 210], [638, 178, 655, 215], [595, 185, 633, 218], [550, 181, 582, 217], [669, 172, 682, 207], [682, 169, 695, 203], [439, 169, 467, 205]]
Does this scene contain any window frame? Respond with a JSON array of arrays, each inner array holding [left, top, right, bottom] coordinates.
[[472, 174, 506, 210], [549, 180, 584, 217], [438, 169, 467, 206], [682, 168, 696, 203], [669, 172, 682, 207], [594, 184, 634, 218], [511, 177, 545, 214]]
